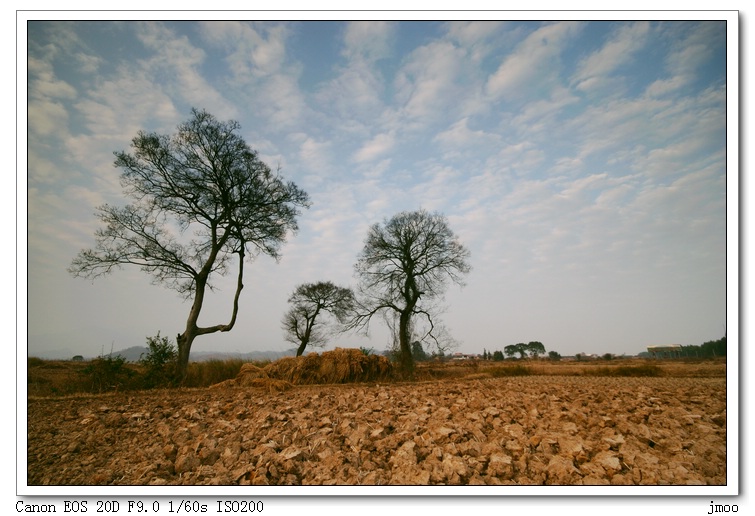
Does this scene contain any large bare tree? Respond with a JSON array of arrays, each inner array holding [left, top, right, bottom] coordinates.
[[69, 109, 310, 380], [281, 281, 355, 356], [351, 209, 471, 377]]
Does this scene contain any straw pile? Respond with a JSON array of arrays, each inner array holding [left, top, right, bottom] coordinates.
[[264, 348, 392, 385], [210, 363, 293, 393]]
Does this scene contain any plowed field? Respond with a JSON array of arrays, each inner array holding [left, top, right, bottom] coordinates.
[[27, 374, 726, 486]]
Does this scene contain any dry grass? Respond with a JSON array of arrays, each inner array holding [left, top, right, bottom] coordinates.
[[26, 355, 726, 397], [183, 359, 245, 388], [263, 348, 392, 385]]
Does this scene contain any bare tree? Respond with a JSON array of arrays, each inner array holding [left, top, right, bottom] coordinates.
[[69, 109, 310, 380], [282, 281, 355, 356], [351, 209, 471, 377]]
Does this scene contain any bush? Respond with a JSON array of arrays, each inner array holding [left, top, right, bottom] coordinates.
[[139, 332, 178, 387], [82, 354, 134, 392]]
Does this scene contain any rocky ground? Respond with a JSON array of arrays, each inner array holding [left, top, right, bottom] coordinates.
[[26, 375, 726, 486]]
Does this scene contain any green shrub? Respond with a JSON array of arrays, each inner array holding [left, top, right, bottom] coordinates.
[[82, 354, 134, 392], [139, 332, 178, 387]]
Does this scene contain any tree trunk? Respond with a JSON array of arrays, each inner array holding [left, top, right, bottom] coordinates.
[[398, 309, 414, 378], [176, 330, 196, 381], [295, 307, 319, 357], [174, 248, 244, 382], [175, 273, 209, 382]]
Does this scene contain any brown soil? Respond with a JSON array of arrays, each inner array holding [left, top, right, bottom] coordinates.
[[27, 374, 726, 486]]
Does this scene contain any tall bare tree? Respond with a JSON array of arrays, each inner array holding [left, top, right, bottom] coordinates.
[[281, 281, 355, 356], [69, 109, 310, 380], [351, 209, 471, 377]]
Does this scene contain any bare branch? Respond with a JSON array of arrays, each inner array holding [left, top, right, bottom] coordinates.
[[70, 109, 309, 379], [352, 209, 470, 376]]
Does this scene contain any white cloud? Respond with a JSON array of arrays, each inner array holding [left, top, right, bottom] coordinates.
[[645, 75, 691, 97], [557, 173, 608, 200], [352, 132, 395, 163], [28, 98, 70, 138], [342, 21, 395, 62], [571, 22, 650, 93], [315, 58, 386, 127], [445, 21, 506, 48], [433, 117, 498, 148], [199, 21, 289, 78], [197, 21, 306, 129], [485, 22, 583, 100], [27, 55, 76, 138], [510, 86, 580, 138], [394, 40, 467, 122], [665, 22, 723, 77]]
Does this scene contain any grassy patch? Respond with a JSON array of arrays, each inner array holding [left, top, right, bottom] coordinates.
[[488, 364, 532, 377], [583, 364, 663, 377], [183, 359, 245, 388], [28, 356, 46, 368]]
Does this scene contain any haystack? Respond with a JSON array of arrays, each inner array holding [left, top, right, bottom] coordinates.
[[239, 377, 293, 393], [233, 363, 269, 386], [264, 348, 392, 384], [210, 363, 280, 390]]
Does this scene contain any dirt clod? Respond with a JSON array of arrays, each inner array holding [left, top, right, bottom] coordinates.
[[27, 375, 726, 486]]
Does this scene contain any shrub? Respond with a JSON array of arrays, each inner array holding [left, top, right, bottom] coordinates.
[[139, 332, 178, 387], [82, 354, 134, 392]]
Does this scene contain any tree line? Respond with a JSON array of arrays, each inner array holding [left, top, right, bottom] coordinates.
[[69, 109, 471, 381], [680, 336, 726, 357]]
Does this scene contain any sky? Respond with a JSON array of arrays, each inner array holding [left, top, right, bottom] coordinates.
[[23, 16, 733, 360]]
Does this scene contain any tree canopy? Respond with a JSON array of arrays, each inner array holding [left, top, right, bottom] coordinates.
[[351, 209, 471, 377], [69, 109, 310, 379], [504, 341, 546, 359], [282, 281, 355, 356]]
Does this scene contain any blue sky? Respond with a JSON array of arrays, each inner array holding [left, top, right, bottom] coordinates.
[[23, 18, 732, 360]]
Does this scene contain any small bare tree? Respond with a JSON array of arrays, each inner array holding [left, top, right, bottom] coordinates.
[[351, 209, 471, 377], [282, 281, 355, 356], [69, 109, 310, 380]]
